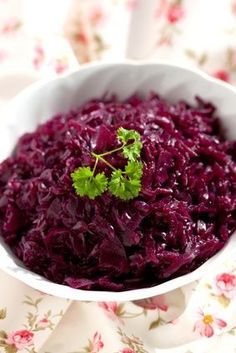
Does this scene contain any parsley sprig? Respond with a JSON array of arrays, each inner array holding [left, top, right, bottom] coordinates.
[[71, 128, 143, 200]]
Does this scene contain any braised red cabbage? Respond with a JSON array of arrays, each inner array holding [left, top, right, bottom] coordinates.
[[0, 93, 235, 291]]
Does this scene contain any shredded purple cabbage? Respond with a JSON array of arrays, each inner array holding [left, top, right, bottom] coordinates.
[[0, 93, 235, 291]]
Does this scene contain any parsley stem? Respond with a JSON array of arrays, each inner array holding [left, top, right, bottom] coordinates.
[[92, 157, 98, 175], [97, 144, 124, 157], [91, 152, 117, 171], [93, 141, 134, 158]]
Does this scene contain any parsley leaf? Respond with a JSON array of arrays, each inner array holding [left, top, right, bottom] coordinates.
[[117, 127, 141, 145], [125, 161, 143, 179], [71, 167, 108, 199], [117, 127, 142, 161], [71, 128, 143, 201], [109, 168, 142, 201], [123, 140, 142, 161]]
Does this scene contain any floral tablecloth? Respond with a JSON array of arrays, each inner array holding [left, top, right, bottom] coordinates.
[[0, 1, 236, 352]]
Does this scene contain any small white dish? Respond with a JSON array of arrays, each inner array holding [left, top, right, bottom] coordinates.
[[0, 61, 235, 301]]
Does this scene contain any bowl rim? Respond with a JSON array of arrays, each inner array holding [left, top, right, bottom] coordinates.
[[1, 60, 236, 301], [3, 59, 236, 112]]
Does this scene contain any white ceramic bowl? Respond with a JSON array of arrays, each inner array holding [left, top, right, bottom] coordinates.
[[0, 62, 235, 301]]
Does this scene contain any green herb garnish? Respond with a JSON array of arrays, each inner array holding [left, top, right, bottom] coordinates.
[[109, 161, 143, 200], [117, 127, 142, 162], [71, 167, 108, 200], [71, 128, 143, 200]]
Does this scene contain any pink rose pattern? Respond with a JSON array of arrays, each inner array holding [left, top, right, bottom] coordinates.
[[0, 0, 236, 84], [53, 56, 69, 74], [99, 302, 144, 322], [166, 3, 184, 24], [212, 70, 230, 82], [117, 327, 148, 353], [133, 295, 169, 330], [89, 5, 106, 26], [78, 332, 104, 353], [0, 17, 21, 35], [133, 295, 168, 311], [91, 332, 104, 353], [36, 318, 50, 329], [0, 295, 65, 352], [32, 43, 45, 71], [99, 301, 119, 317], [154, 0, 185, 46], [214, 273, 236, 299], [121, 349, 135, 353], [204, 272, 236, 308], [5, 330, 33, 350]]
